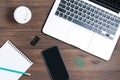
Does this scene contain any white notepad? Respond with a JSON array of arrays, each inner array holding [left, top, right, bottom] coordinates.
[[0, 40, 33, 80]]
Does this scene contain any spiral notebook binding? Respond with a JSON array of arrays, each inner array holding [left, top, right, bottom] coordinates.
[[7, 40, 32, 64]]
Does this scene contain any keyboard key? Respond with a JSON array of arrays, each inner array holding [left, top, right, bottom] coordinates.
[[57, 7, 66, 13], [92, 27, 97, 32], [90, 8, 94, 12], [70, 8, 74, 12], [106, 24, 110, 28], [78, 17, 82, 20], [98, 25, 102, 29], [102, 13, 106, 17], [72, 19, 92, 30], [59, 13, 63, 17], [98, 21, 102, 24], [82, 18, 86, 22], [70, 0, 74, 3], [94, 10, 98, 14], [59, 3, 66, 8], [86, 6, 90, 10], [114, 19, 120, 23], [86, 11, 90, 15], [94, 19, 98, 23], [107, 20, 110, 24], [83, 9, 87, 13], [70, 4, 74, 8], [63, 15, 67, 19], [94, 23, 98, 27], [86, 15, 90, 19], [84, 2, 88, 5], [110, 22, 114, 26], [86, 20, 90, 24], [90, 17, 94, 21], [66, 11, 70, 15], [74, 15, 78, 19], [110, 17, 114, 21], [74, 10, 78, 14], [67, 16, 72, 21], [70, 13, 74, 17], [90, 21, 94, 26], [103, 18, 107, 22], [109, 26, 117, 31], [90, 13, 94, 16], [82, 13, 86, 17], [98, 12, 102, 15], [74, 1, 78, 5], [55, 11, 59, 15], [95, 15, 98, 18], [61, 0, 66, 4], [102, 22, 106, 26], [115, 23, 119, 27], [106, 33, 110, 37], [78, 12, 82, 16], [79, 8, 82, 11], [106, 29, 115, 35], [97, 29, 102, 34], [67, 2, 70, 6], [82, 4, 86, 8], [106, 15, 110, 19], [75, 6, 79, 10], [66, 6, 70, 10], [102, 27, 106, 31], [78, 2, 82, 7]]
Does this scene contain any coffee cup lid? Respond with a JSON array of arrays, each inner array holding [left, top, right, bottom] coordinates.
[[14, 6, 32, 24]]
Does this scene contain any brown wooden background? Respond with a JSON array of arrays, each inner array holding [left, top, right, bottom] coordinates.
[[0, 0, 120, 80]]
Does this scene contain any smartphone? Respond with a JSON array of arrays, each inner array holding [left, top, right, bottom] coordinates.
[[42, 46, 69, 80]]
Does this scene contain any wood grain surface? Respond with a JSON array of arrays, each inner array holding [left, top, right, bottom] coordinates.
[[0, 0, 120, 80]]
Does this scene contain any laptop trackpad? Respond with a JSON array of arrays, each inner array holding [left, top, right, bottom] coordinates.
[[65, 25, 93, 50]]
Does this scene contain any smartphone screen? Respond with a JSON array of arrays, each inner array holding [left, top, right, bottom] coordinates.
[[42, 46, 69, 80]]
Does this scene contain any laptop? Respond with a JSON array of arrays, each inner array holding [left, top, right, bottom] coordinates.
[[42, 0, 120, 60]]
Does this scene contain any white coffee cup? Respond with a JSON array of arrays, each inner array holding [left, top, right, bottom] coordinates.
[[14, 6, 32, 24]]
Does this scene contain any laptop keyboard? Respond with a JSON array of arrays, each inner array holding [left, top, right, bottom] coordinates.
[[55, 0, 120, 40]]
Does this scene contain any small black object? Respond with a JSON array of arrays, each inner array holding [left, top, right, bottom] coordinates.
[[30, 36, 40, 46]]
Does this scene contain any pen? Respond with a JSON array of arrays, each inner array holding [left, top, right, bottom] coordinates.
[[0, 67, 31, 76]]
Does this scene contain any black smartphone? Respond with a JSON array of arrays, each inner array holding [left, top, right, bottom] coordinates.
[[42, 46, 69, 80]]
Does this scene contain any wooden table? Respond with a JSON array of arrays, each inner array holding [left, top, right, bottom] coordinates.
[[0, 0, 120, 80]]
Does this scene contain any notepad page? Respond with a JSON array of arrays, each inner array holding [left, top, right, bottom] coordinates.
[[0, 40, 33, 80]]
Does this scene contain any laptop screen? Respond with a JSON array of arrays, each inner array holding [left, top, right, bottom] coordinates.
[[89, 0, 120, 13]]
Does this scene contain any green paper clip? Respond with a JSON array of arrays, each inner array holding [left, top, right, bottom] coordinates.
[[74, 56, 85, 68]]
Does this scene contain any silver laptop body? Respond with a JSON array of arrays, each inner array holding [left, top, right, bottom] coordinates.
[[43, 0, 120, 60]]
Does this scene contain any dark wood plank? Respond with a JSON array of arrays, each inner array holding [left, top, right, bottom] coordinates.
[[0, 0, 120, 80]]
